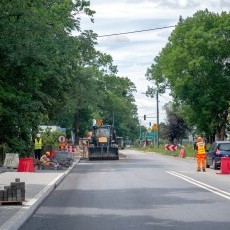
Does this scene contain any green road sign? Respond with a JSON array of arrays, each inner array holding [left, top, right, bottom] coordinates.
[[141, 132, 157, 139]]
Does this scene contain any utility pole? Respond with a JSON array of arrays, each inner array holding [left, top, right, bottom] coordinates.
[[142, 90, 159, 147], [139, 120, 142, 146], [156, 90, 159, 147]]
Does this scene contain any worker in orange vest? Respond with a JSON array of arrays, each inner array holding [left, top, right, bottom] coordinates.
[[194, 136, 206, 172]]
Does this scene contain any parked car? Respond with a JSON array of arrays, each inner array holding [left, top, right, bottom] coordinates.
[[206, 141, 230, 170]]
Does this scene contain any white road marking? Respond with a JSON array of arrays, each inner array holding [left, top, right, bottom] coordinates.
[[166, 171, 230, 200]]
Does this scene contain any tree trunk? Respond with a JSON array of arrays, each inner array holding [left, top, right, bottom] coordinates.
[[73, 109, 80, 145]]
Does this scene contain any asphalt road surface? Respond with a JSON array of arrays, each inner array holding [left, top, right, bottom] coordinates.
[[20, 149, 230, 230]]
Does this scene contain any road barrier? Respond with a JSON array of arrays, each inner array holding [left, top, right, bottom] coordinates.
[[59, 145, 77, 152], [3, 153, 19, 168], [179, 148, 186, 158], [17, 158, 35, 172], [219, 157, 230, 174], [165, 144, 177, 151]]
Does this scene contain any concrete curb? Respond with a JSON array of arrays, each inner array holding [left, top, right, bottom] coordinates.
[[1, 158, 80, 230]]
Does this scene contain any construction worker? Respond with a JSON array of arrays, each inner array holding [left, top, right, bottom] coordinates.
[[194, 136, 206, 172], [82, 142, 87, 158], [34, 133, 42, 160], [40, 151, 58, 169], [40, 151, 51, 167]]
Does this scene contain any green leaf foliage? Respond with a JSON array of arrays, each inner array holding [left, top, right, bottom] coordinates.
[[146, 10, 230, 141], [0, 0, 140, 154]]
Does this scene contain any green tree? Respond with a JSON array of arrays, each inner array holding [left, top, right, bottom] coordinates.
[[92, 73, 139, 141], [146, 10, 230, 142], [0, 0, 141, 154], [163, 103, 189, 143], [0, 0, 95, 154]]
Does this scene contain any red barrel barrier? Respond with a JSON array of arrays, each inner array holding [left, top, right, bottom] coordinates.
[[17, 158, 35, 172], [179, 149, 186, 158], [219, 157, 230, 174]]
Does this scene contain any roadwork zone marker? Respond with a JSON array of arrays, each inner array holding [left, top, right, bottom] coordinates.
[[166, 171, 230, 200]]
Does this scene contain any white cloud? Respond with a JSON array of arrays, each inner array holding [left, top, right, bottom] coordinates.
[[80, 0, 229, 126]]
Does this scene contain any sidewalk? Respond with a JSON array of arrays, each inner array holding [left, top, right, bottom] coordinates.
[[0, 157, 80, 230]]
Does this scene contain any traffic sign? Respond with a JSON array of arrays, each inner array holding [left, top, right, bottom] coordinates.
[[58, 135, 66, 143], [165, 144, 177, 151], [152, 124, 158, 131], [141, 132, 157, 139], [58, 135, 66, 147], [96, 118, 103, 126]]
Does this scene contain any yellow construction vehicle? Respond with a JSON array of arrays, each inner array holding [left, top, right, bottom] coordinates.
[[88, 122, 119, 160]]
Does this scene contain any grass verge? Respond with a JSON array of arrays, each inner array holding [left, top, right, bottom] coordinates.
[[134, 144, 197, 158]]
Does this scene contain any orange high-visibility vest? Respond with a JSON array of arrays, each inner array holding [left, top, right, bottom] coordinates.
[[196, 142, 206, 155]]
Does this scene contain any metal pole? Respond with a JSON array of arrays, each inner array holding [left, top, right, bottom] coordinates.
[[139, 123, 141, 140], [156, 90, 159, 147], [139, 124, 141, 146]]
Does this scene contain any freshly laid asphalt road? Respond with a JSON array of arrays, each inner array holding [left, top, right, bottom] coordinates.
[[0, 157, 80, 230], [18, 150, 230, 230], [1, 149, 230, 230]]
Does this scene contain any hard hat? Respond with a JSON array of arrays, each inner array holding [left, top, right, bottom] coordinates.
[[197, 136, 203, 142], [37, 133, 41, 137], [46, 151, 50, 156]]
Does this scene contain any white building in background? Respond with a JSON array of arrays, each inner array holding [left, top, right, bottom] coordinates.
[[39, 125, 61, 132]]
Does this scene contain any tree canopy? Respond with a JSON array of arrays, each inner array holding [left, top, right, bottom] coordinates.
[[146, 10, 230, 142], [0, 0, 140, 155]]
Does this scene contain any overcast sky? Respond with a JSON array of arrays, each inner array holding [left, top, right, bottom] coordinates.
[[80, 0, 229, 127]]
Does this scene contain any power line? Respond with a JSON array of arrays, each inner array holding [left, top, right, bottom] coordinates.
[[160, 94, 172, 102], [97, 25, 176, 37]]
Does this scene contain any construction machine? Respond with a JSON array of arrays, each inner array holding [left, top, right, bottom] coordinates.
[[117, 136, 125, 149], [88, 123, 119, 160]]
